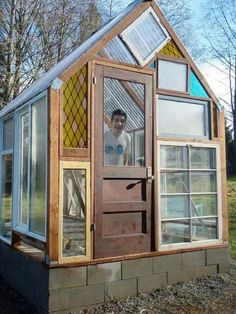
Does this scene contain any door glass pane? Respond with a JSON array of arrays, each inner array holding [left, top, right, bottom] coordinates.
[[104, 78, 145, 166], [192, 218, 217, 241], [3, 118, 13, 150], [161, 172, 189, 193], [161, 195, 189, 219], [191, 172, 216, 192], [162, 220, 190, 244], [62, 169, 86, 257], [191, 148, 216, 169], [20, 113, 29, 226], [0, 154, 12, 240], [160, 145, 188, 169], [191, 195, 217, 217], [30, 98, 47, 236]]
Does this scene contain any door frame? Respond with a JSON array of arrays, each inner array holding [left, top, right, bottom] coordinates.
[[91, 59, 157, 258]]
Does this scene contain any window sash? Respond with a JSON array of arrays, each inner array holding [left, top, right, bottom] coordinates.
[[158, 142, 222, 249], [13, 92, 47, 242]]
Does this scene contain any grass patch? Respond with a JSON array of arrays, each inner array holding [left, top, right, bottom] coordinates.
[[228, 176, 236, 260]]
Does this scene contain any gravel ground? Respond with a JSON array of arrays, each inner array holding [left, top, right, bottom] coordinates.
[[82, 260, 236, 314], [0, 261, 235, 314]]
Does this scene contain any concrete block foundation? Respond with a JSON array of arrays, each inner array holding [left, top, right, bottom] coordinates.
[[0, 243, 230, 314]]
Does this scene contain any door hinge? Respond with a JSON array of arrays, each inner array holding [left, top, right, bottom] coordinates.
[[91, 223, 96, 231], [93, 77, 97, 84]]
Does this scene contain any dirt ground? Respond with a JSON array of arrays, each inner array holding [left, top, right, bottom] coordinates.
[[0, 261, 235, 314]]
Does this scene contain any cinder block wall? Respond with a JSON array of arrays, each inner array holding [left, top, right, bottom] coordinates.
[[0, 243, 230, 314], [48, 247, 229, 314], [0, 243, 49, 314]]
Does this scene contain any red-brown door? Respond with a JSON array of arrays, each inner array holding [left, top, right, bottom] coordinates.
[[94, 64, 153, 258]]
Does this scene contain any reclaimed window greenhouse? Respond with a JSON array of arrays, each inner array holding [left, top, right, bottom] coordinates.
[[159, 143, 220, 247]]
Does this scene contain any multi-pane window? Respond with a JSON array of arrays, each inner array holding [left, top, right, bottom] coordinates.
[[0, 117, 14, 242], [14, 95, 47, 240], [159, 143, 220, 246], [158, 96, 210, 139]]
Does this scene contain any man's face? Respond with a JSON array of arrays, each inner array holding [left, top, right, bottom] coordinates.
[[111, 115, 126, 135]]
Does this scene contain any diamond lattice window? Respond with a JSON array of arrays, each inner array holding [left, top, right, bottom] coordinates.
[[63, 65, 88, 148], [159, 40, 184, 59]]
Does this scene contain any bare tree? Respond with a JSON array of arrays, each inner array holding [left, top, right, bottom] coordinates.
[[200, 0, 236, 141]]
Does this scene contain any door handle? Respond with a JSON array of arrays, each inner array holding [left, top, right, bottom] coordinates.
[[146, 167, 154, 183]]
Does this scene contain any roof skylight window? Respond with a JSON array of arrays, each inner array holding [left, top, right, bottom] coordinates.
[[120, 8, 170, 66]]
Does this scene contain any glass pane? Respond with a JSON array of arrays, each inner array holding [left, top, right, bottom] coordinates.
[[192, 218, 217, 241], [101, 36, 137, 65], [30, 98, 47, 236], [158, 98, 208, 138], [104, 78, 144, 166], [63, 169, 86, 257], [20, 112, 29, 226], [162, 220, 190, 244], [160, 145, 188, 169], [158, 60, 187, 92], [191, 195, 217, 217], [122, 10, 168, 62], [161, 195, 189, 219], [3, 118, 13, 150], [63, 64, 87, 148], [190, 70, 209, 98], [191, 148, 216, 169], [191, 172, 216, 192], [0, 154, 12, 240], [161, 172, 189, 193]]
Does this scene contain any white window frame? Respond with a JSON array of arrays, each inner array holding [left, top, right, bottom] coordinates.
[[157, 95, 210, 139], [0, 115, 14, 244], [13, 91, 48, 242], [157, 141, 222, 251], [120, 7, 170, 66]]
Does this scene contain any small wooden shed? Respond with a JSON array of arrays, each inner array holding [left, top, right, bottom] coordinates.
[[0, 0, 229, 312]]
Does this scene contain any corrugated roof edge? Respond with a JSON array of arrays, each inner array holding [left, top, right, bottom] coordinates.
[[0, 0, 147, 119]]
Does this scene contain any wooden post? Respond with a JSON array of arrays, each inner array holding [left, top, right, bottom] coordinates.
[[46, 87, 60, 264], [219, 111, 228, 242]]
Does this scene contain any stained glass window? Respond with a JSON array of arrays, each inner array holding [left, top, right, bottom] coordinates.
[[63, 64, 88, 148], [190, 70, 209, 98]]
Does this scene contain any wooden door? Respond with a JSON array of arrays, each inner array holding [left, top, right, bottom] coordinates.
[[94, 65, 153, 258]]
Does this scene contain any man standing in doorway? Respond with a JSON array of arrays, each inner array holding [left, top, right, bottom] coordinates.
[[104, 109, 131, 166]]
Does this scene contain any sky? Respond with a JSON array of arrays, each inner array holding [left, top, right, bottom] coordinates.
[[190, 0, 231, 109]]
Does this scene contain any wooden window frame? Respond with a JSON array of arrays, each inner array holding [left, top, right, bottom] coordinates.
[[58, 161, 91, 264], [156, 55, 190, 95], [120, 7, 170, 66], [60, 62, 91, 160], [156, 95, 211, 140], [156, 141, 222, 252]]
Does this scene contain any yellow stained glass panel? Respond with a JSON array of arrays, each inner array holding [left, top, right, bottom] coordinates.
[[63, 64, 88, 148], [159, 40, 184, 59]]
